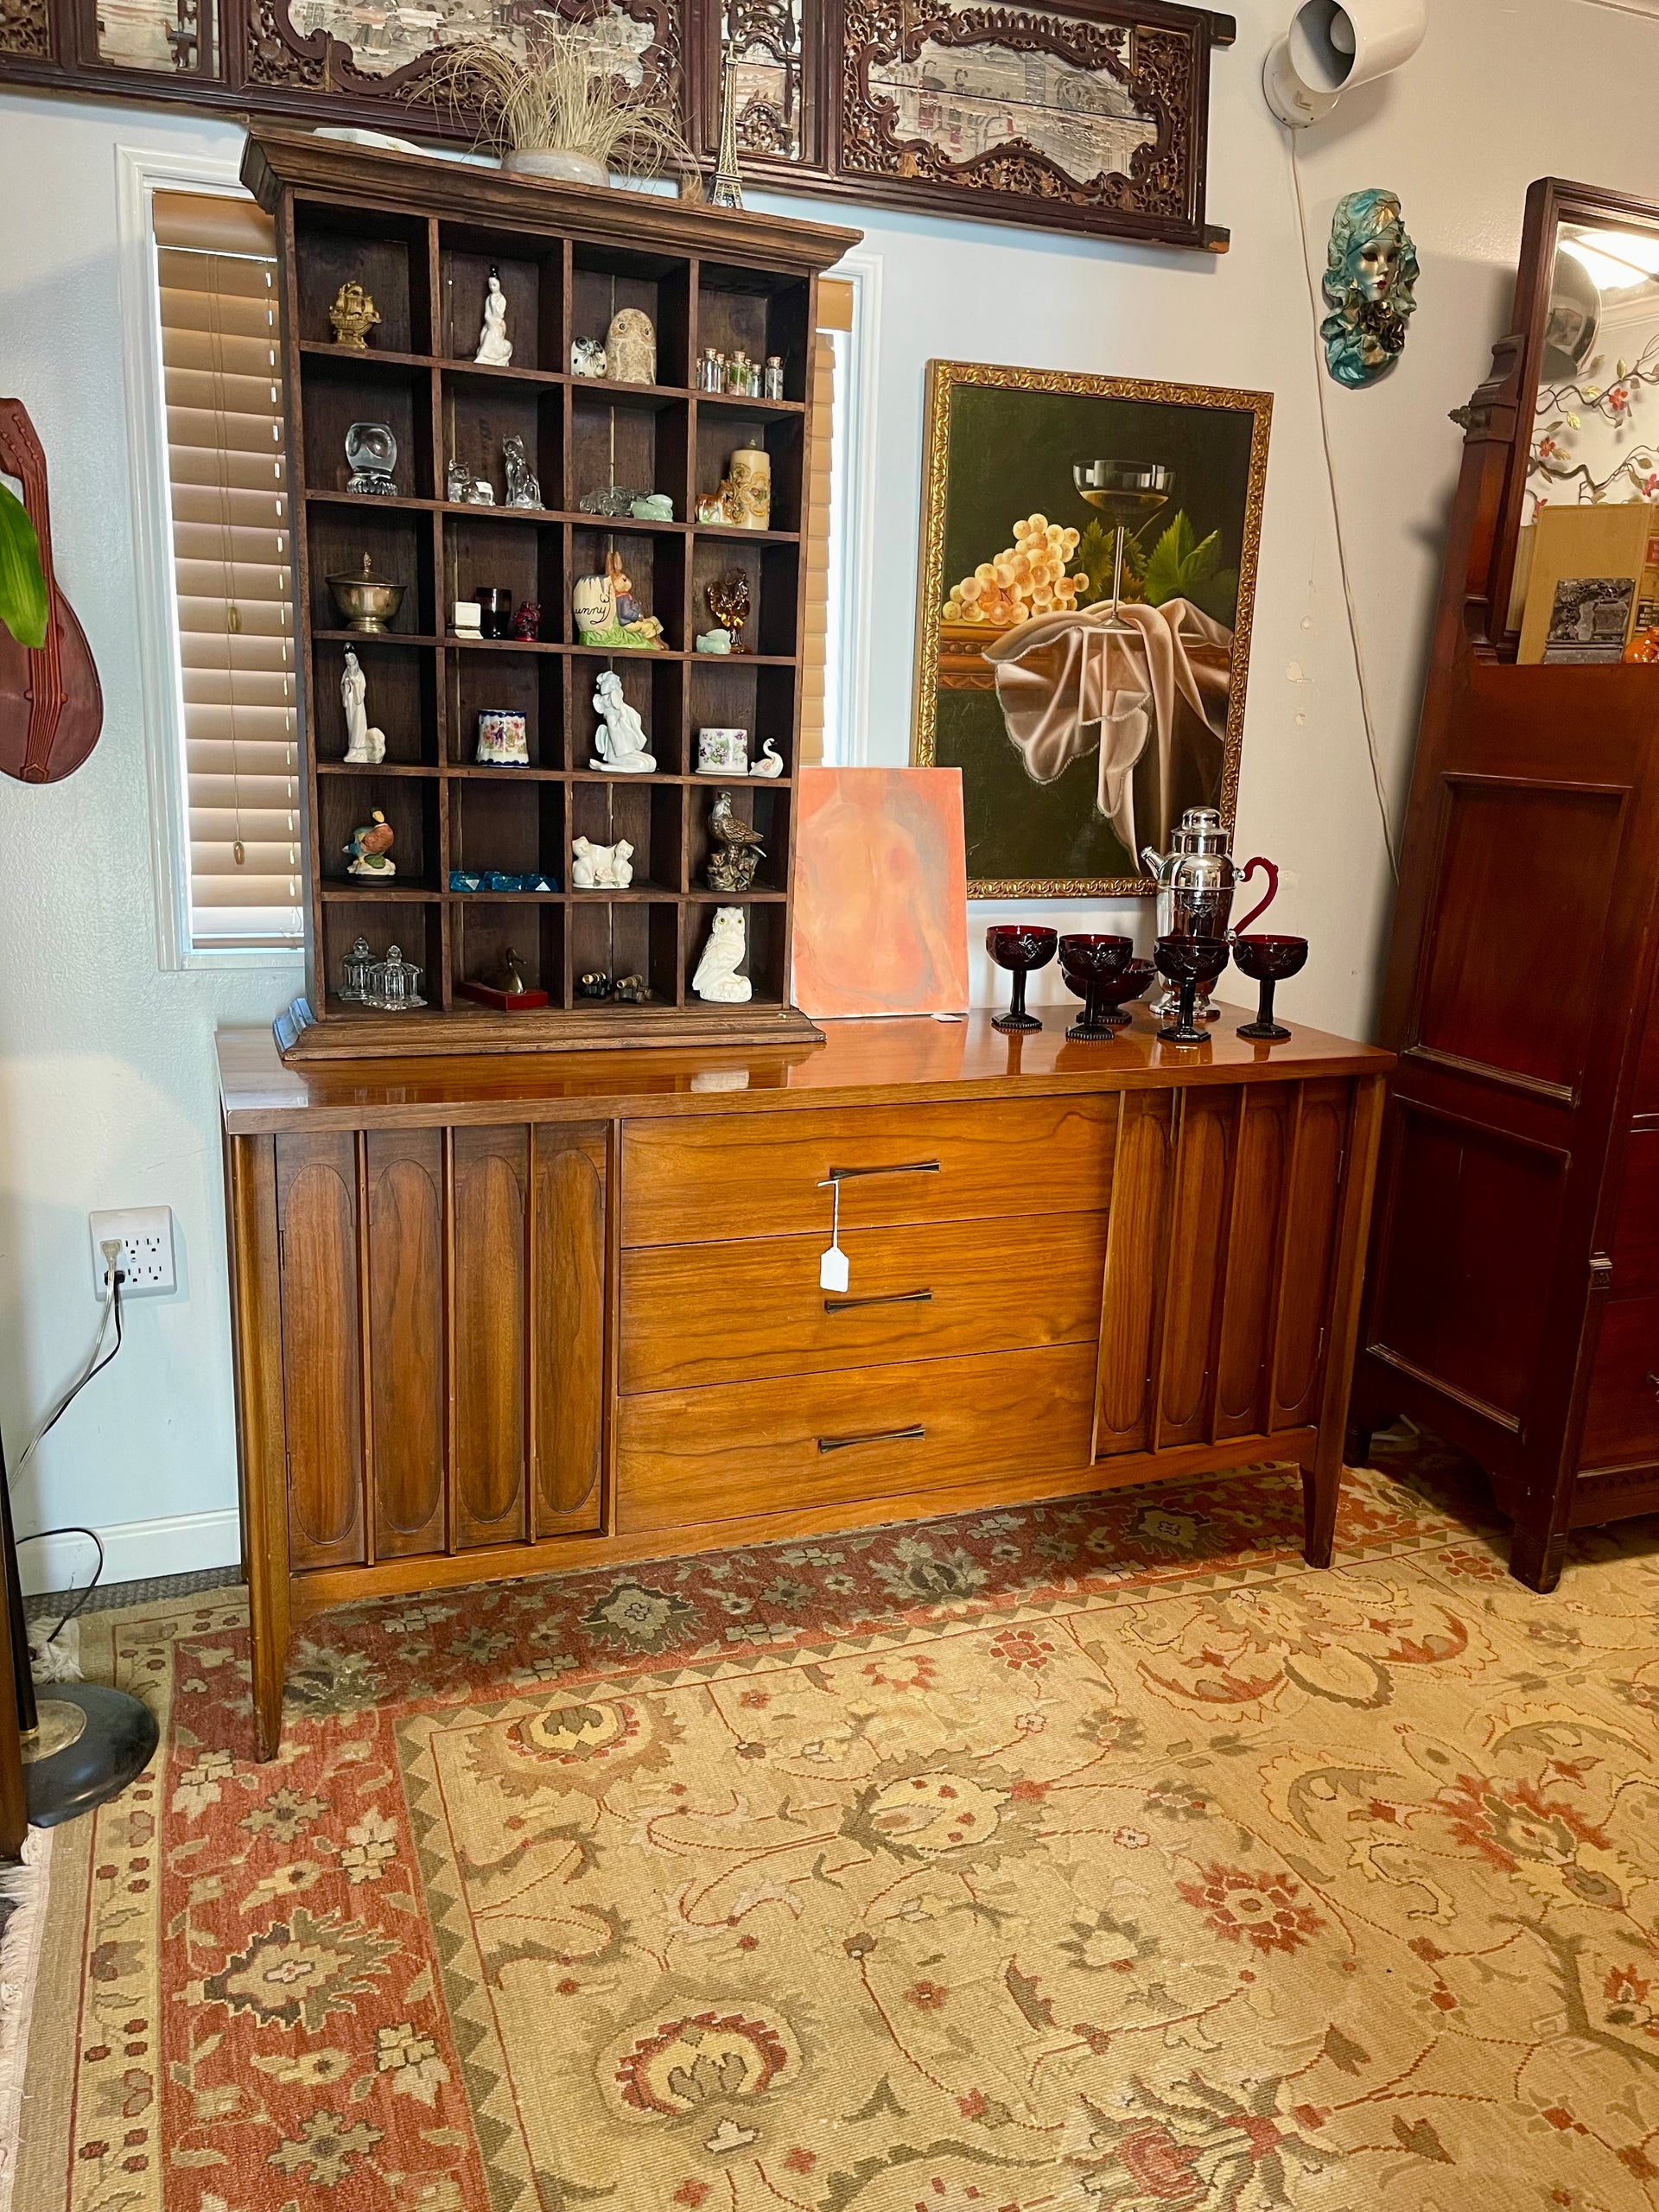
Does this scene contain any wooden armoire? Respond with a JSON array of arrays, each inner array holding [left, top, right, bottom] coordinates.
[[1353, 177, 1659, 1589]]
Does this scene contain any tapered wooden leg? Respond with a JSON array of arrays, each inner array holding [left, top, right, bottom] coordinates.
[[1345, 1421, 1376, 1469], [1510, 1517, 1567, 1593], [1302, 1460, 1340, 1567], [227, 1135, 291, 1762], [1304, 1073, 1388, 1573]]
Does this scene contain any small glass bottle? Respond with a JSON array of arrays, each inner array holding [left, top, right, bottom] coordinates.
[[727, 349, 750, 396], [700, 346, 722, 391], [764, 354, 785, 401]]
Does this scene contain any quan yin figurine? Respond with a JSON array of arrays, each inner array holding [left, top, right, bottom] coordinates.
[[1322, 188, 1419, 388], [571, 836, 634, 889], [606, 308, 656, 384], [502, 435, 542, 510], [693, 906, 752, 1001], [475, 266, 512, 367], [589, 670, 656, 772], [340, 646, 386, 764], [345, 808, 396, 878]]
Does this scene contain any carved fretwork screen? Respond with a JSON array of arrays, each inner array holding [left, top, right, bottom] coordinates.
[[1, 0, 1230, 251]]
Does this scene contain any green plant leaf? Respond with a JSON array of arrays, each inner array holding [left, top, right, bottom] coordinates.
[[1189, 565, 1239, 626], [1142, 512, 1222, 608], [0, 480, 48, 651], [1073, 518, 1116, 606]]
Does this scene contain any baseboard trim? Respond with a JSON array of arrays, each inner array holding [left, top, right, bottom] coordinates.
[[16, 1510, 241, 1599]]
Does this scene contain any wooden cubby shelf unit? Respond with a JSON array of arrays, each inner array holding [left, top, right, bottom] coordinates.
[[243, 125, 859, 1058]]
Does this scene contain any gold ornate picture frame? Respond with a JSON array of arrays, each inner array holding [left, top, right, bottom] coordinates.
[[912, 359, 1271, 898]]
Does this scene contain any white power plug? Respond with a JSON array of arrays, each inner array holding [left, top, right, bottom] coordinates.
[[90, 1206, 176, 1299]]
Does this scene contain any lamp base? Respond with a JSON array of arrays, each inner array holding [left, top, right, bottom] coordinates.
[[22, 1685, 158, 1829]]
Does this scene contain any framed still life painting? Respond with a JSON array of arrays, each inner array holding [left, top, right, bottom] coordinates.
[[912, 360, 1272, 896]]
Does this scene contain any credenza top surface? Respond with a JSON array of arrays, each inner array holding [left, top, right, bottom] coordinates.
[[218, 1008, 1392, 1135]]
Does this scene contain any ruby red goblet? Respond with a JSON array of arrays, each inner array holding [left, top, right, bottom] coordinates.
[[1057, 933, 1133, 1040], [986, 925, 1058, 1032], [1154, 933, 1230, 1045], [1083, 956, 1156, 1029], [1232, 933, 1308, 1040]]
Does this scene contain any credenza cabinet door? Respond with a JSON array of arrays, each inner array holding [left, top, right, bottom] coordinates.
[[275, 1133, 365, 1570]]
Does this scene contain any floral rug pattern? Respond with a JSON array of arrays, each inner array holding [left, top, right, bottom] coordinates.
[[22, 1438, 1659, 2210]]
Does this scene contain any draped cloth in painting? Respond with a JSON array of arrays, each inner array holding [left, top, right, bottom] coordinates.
[[983, 596, 1233, 857]]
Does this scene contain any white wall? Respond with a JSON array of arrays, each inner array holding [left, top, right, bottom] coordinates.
[[2, 0, 1656, 1577]]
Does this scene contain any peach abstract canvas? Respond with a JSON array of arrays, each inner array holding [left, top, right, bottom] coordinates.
[[791, 766, 970, 1019]]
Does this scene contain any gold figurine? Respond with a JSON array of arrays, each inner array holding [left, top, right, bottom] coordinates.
[[329, 280, 381, 350]]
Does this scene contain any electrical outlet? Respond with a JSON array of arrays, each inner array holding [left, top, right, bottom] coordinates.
[[89, 1206, 176, 1298]]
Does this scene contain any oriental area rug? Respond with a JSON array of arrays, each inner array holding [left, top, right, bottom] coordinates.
[[18, 1438, 1659, 2212]]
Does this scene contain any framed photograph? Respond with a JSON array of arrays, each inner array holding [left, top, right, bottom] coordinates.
[[912, 359, 1271, 898]]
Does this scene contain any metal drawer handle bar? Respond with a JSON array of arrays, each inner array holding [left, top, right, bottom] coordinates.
[[823, 1160, 942, 1183], [823, 1288, 933, 1313], [817, 1424, 926, 1454], [1646, 1371, 1659, 1402]]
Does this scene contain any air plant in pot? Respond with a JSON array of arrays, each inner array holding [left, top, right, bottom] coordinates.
[[417, 15, 702, 190]]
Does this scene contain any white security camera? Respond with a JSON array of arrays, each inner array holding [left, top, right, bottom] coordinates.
[[1263, 0, 1427, 126]]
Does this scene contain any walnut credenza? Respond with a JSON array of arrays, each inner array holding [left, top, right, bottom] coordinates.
[[219, 1014, 1392, 1757]]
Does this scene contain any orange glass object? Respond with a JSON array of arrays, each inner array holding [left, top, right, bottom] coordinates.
[[1623, 626, 1659, 664]]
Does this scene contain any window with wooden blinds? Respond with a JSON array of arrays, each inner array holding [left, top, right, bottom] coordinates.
[[800, 278, 853, 766], [154, 189, 302, 950]]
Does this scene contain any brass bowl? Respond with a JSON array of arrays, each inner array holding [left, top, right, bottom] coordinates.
[[327, 552, 405, 634]]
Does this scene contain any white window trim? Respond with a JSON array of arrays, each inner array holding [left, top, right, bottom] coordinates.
[[825, 247, 881, 766], [116, 139, 304, 976]]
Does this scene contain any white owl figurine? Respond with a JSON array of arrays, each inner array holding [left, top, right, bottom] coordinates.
[[692, 905, 752, 1001]]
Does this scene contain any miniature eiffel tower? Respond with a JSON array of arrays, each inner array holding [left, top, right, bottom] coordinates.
[[711, 39, 745, 209]]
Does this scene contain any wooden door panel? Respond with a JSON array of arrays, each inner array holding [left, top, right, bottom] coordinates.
[[366, 1129, 445, 1559], [1215, 1084, 1292, 1438], [1634, 984, 1659, 1116], [1611, 1128, 1659, 1296], [621, 1096, 1115, 1247], [1095, 1093, 1173, 1457], [1581, 1294, 1659, 1470], [1273, 1081, 1347, 1427], [1155, 1088, 1236, 1447], [453, 1125, 527, 1547], [1366, 1098, 1565, 1427], [533, 1124, 607, 1535], [275, 1133, 364, 1570], [1413, 778, 1625, 1097]]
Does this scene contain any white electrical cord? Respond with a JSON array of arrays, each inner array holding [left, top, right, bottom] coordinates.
[[1286, 129, 1402, 883]]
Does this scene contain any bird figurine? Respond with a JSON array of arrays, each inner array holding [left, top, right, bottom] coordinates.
[[709, 790, 766, 851], [345, 808, 397, 877]]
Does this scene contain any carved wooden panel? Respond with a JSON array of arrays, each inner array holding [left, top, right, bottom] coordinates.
[[1271, 1080, 1344, 1430], [532, 1124, 608, 1536], [275, 1132, 364, 1569], [1094, 1090, 1173, 1456], [1580, 1294, 1659, 1471], [365, 1128, 445, 1560], [1154, 1084, 1235, 1448], [452, 1125, 528, 1548], [1214, 1082, 1290, 1439]]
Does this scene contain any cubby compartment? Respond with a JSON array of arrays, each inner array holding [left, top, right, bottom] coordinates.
[[454, 900, 564, 1002], [295, 204, 430, 355], [301, 357, 432, 502], [451, 776, 566, 886], [438, 226, 563, 372], [569, 391, 690, 521], [684, 897, 785, 1005], [695, 410, 804, 537], [571, 247, 691, 390], [313, 637, 437, 766], [443, 517, 563, 641], [571, 524, 685, 650], [571, 779, 681, 893], [309, 505, 435, 637], [688, 658, 794, 779], [695, 266, 810, 402], [441, 372, 561, 512], [573, 654, 684, 774], [569, 899, 681, 1006], [448, 648, 563, 767], [320, 896, 444, 1014], [686, 778, 790, 896], [690, 537, 799, 658], [318, 772, 441, 891]]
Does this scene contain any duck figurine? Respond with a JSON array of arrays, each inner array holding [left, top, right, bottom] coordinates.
[[346, 809, 397, 878]]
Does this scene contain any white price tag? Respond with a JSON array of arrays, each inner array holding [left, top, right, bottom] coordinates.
[[818, 1176, 849, 1293]]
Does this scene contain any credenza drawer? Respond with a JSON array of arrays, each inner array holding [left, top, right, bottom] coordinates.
[[620, 1095, 1115, 1248], [1581, 1294, 1659, 1471], [620, 1211, 1108, 1393], [616, 1344, 1097, 1532]]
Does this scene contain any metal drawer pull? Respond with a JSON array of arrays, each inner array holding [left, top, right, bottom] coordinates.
[[817, 1424, 926, 1453], [1646, 1371, 1659, 1402], [824, 1160, 941, 1183], [823, 1288, 933, 1313]]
